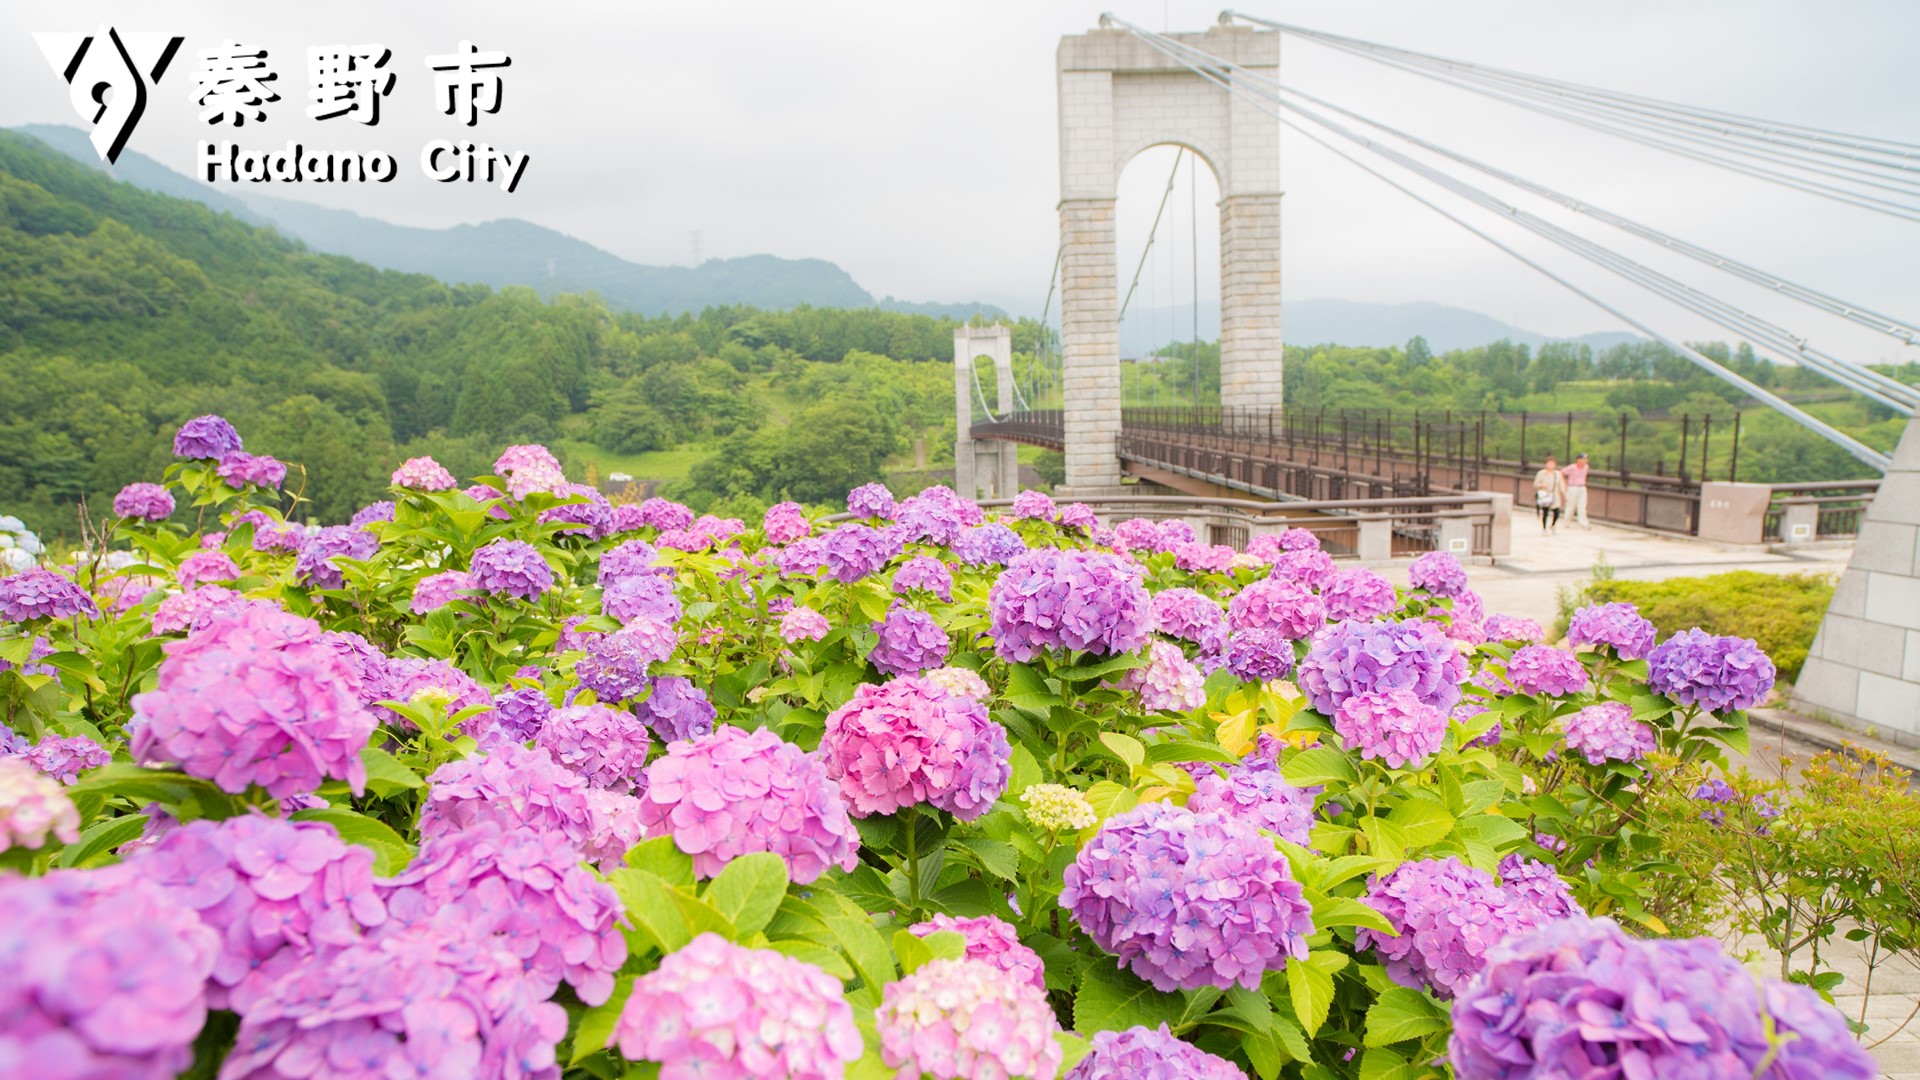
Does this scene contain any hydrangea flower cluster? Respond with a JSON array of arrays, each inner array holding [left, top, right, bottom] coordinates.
[[924, 665, 990, 702], [762, 500, 810, 544], [1149, 587, 1229, 655], [173, 414, 244, 459], [217, 452, 287, 490], [0, 566, 100, 622], [575, 617, 678, 702], [494, 443, 568, 500], [293, 525, 378, 590], [469, 539, 555, 601], [131, 815, 388, 1012], [1357, 856, 1581, 998], [1407, 550, 1470, 597], [774, 537, 828, 578], [1503, 645, 1591, 697], [824, 523, 901, 582], [17, 734, 109, 784], [953, 522, 1026, 567], [1059, 502, 1100, 531], [1224, 627, 1295, 683], [391, 455, 456, 490], [637, 726, 859, 883], [1061, 802, 1314, 991], [780, 605, 830, 643], [819, 675, 1010, 820], [847, 482, 897, 519], [0, 867, 218, 1079], [539, 483, 614, 539], [875, 958, 1064, 1080], [177, 549, 240, 589], [1647, 627, 1777, 713], [1566, 601, 1659, 659], [638, 496, 694, 531], [1186, 733, 1318, 845], [1481, 613, 1544, 643], [486, 685, 552, 745], [893, 555, 954, 601], [1494, 854, 1582, 922], [1228, 575, 1327, 639], [411, 569, 475, 614], [113, 482, 175, 520], [988, 548, 1151, 661], [1333, 689, 1449, 769], [1447, 915, 1875, 1080], [418, 743, 597, 847], [1560, 701, 1657, 765], [350, 500, 395, 527], [1298, 618, 1466, 716], [909, 913, 1045, 989], [1065, 1025, 1247, 1080], [153, 585, 265, 634], [1320, 566, 1399, 622], [0, 755, 80, 852], [869, 602, 951, 677], [603, 572, 680, 625], [895, 486, 984, 546], [1011, 489, 1058, 521], [612, 933, 863, 1079], [384, 821, 626, 1004], [1271, 547, 1338, 590], [599, 539, 667, 584], [131, 606, 374, 799], [368, 654, 490, 732], [1020, 783, 1096, 831], [1172, 541, 1234, 573], [534, 703, 653, 790], [1119, 639, 1206, 713], [634, 675, 716, 742]]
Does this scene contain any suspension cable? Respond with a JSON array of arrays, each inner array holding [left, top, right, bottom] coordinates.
[[1119, 149, 1185, 323], [1106, 16, 1893, 469]]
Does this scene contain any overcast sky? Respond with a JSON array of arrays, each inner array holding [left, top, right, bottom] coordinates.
[[4, 1, 1918, 362]]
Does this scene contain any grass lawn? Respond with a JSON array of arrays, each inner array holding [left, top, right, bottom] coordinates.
[[556, 440, 711, 483]]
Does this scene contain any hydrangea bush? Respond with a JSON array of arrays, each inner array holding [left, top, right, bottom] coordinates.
[[0, 420, 1875, 1078]]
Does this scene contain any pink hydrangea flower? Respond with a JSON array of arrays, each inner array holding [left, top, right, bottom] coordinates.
[[0, 757, 80, 853], [113, 482, 174, 520], [988, 548, 1151, 662], [876, 958, 1064, 1080], [176, 550, 240, 590], [411, 569, 476, 614], [1333, 689, 1448, 769], [1120, 640, 1206, 713], [909, 914, 1045, 989], [1011, 489, 1058, 522], [418, 743, 598, 848], [1229, 576, 1327, 639], [780, 605, 830, 644], [534, 703, 652, 791], [1503, 645, 1590, 697], [763, 500, 811, 544], [391, 455, 456, 490], [1560, 701, 1657, 764], [820, 675, 1010, 821], [1322, 567, 1399, 622]]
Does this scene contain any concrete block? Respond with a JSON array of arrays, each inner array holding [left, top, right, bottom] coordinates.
[[1864, 571, 1920, 630], [1817, 613, 1908, 678], [1876, 473, 1920, 526], [1793, 657, 1860, 718], [1856, 671, 1920, 736], [1357, 519, 1392, 561], [1697, 482, 1771, 544], [1828, 571, 1868, 619], [1907, 630, 1920, 683], [1851, 521, 1918, 574]]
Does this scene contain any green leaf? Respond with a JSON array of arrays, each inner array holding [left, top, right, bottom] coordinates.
[[1005, 663, 1059, 715], [893, 928, 966, 975], [955, 837, 1020, 882], [1364, 986, 1450, 1047], [1054, 651, 1145, 683], [1455, 813, 1529, 849], [1316, 855, 1393, 890], [1007, 744, 1043, 795], [1361, 816, 1408, 862], [764, 940, 855, 981], [1141, 740, 1242, 765], [1357, 1047, 1423, 1080], [1073, 962, 1184, 1035], [606, 869, 694, 954], [1282, 746, 1358, 787], [1083, 780, 1139, 823], [1056, 1032, 1093, 1074], [570, 975, 634, 1065], [290, 808, 413, 874], [65, 763, 235, 820], [359, 747, 424, 798], [668, 887, 737, 941], [1389, 799, 1456, 849], [1287, 951, 1343, 1037], [1099, 732, 1146, 769], [704, 852, 789, 940], [1310, 894, 1396, 934], [814, 889, 898, 993], [1227, 985, 1273, 1033], [625, 836, 697, 887], [56, 814, 147, 868]]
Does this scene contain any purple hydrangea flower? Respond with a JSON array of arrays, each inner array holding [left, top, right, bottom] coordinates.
[[638, 496, 694, 531], [824, 523, 903, 582], [1482, 613, 1544, 643], [494, 443, 567, 499], [1334, 689, 1448, 769], [1408, 550, 1470, 597], [909, 913, 1045, 989], [1357, 855, 1581, 998], [484, 685, 552, 746], [1448, 915, 1875, 1080], [848, 482, 897, 520], [0, 867, 218, 1078], [418, 743, 597, 847], [365, 654, 489, 733], [0, 567, 100, 622], [1496, 854, 1582, 922], [1298, 618, 1466, 716], [762, 500, 811, 544], [410, 569, 476, 614], [895, 485, 985, 545], [954, 522, 1027, 567], [876, 958, 1064, 1080], [20, 735, 109, 784], [468, 538, 554, 601], [216, 452, 287, 490], [1271, 547, 1338, 590], [634, 675, 716, 742], [820, 675, 1010, 821], [637, 726, 860, 883], [1186, 733, 1318, 845], [1560, 701, 1656, 764], [1066, 1024, 1246, 1080], [598, 538, 667, 585], [1647, 628, 1777, 713], [349, 500, 395, 527], [176, 549, 240, 590], [602, 572, 680, 626], [391, 455, 456, 490], [1119, 639, 1205, 713], [539, 482, 614, 539], [1504, 645, 1590, 697], [172, 414, 243, 459], [0, 756, 80, 852], [775, 536, 828, 578], [131, 606, 374, 799], [1694, 777, 1740, 825], [113, 482, 174, 520], [1224, 627, 1295, 682], [988, 548, 1152, 662], [780, 605, 830, 643], [893, 555, 955, 601], [1061, 802, 1314, 991], [1011, 489, 1058, 522], [574, 617, 678, 703], [534, 703, 652, 790], [1229, 576, 1328, 639], [152, 585, 267, 635], [1060, 502, 1100, 531], [869, 602, 951, 677], [1150, 587, 1229, 656], [293, 525, 378, 590], [607, 502, 648, 534], [614, 933, 864, 1077], [1566, 601, 1658, 659]]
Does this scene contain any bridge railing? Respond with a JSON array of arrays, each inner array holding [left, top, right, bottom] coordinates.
[[969, 410, 1063, 447], [1761, 481, 1879, 543]]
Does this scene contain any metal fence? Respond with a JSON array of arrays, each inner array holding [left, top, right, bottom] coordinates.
[[1760, 481, 1879, 542]]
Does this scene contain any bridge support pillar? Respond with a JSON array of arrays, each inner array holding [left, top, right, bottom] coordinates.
[[1059, 198, 1124, 493], [954, 324, 1022, 500], [1220, 194, 1284, 410]]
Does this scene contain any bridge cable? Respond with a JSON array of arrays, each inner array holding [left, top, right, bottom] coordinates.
[[1107, 16, 1893, 470], [1123, 25, 1918, 414], [1119, 149, 1186, 323]]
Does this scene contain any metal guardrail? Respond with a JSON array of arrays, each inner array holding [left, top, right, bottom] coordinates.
[[1760, 480, 1879, 542]]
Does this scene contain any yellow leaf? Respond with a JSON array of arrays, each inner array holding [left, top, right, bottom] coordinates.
[[1216, 709, 1258, 756]]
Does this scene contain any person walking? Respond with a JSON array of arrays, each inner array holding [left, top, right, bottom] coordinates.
[[1562, 452, 1591, 529], [1533, 455, 1568, 533]]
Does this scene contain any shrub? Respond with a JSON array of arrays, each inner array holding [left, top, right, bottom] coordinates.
[[1576, 570, 1832, 683]]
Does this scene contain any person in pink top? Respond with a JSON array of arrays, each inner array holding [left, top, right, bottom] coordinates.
[[1562, 452, 1591, 529]]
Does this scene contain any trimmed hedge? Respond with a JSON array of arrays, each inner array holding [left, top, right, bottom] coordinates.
[[1579, 570, 1833, 684]]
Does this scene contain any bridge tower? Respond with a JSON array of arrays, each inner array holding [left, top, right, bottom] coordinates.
[[1056, 19, 1283, 493], [954, 324, 1020, 500]]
